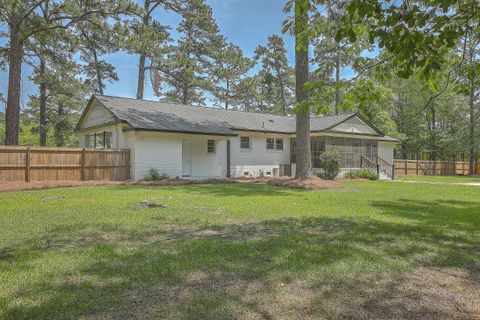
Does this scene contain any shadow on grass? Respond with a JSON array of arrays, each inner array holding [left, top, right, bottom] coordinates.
[[113, 182, 312, 197], [1, 199, 480, 319]]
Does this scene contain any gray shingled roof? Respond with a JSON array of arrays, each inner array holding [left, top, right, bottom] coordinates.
[[86, 95, 397, 141]]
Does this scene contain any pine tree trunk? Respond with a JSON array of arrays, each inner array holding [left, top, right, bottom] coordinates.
[[39, 54, 47, 146], [5, 23, 23, 145], [277, 69, 287, 115], [225, 78, 230, 110], [469, 77, 475, 174], [137, 54, 146, 99], [334, 41, 341, 115], [92, 47, 104, 94], [55, 103, 65, 147], [294, 0, 311, 179]]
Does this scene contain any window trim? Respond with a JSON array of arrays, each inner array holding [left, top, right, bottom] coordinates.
[[275, 138, 284, 150], [207, 139, 215, 154], [266, 137, 283, 151], [85, 131, 113, 149], [240, 136, 251, 150]]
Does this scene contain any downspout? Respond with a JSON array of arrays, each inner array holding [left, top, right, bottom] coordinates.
[[226, 140, 231, 177]]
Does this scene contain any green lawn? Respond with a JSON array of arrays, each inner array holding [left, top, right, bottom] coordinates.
[[398, 175, 480, 183], [1, 182, 479, 319]]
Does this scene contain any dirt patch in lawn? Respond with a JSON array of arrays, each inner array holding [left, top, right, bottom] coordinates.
[[90, 267, 480, 320]]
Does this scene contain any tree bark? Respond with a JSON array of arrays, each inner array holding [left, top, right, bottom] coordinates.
[[468, 76, 475, 174], [294, 0, 311, 179], [39, 54, 47, 146], [137, 54, 146, 99], [225, 78, 230, 110], [334, 41, 341, 115], [92, 47, 104, 94], [5, 23, 24, 145], [54, 103, 66, 147]]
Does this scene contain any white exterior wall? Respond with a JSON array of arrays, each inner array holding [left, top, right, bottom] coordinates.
[[81, 101, 115, 128], [132, 132, 228, 180], [230, 132, 291, 177], [378, 141, 395, 164]]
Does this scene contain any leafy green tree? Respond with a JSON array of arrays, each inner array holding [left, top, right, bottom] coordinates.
[[24, 63, 91, 147], [311, 0, 371, 114], [123, 0, 173, 100], [338, 0, 480, 79], [23, 0, 78, 146], [151, 0, 224, 105], [255, 35, 294, 115], [210, 43, 254, 109], [0, 0, 133, 145], [76, 13, 125, 94], [456, 24, 480, 171]]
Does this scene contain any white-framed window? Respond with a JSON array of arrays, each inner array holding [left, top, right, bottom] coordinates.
[[275, 138, 284, 150], [207, 140, 215, 153], [240, 136, 250, 149], [85, 131, 112, 149], [267, 138, 283, 150], [266, 138, 275, 150]]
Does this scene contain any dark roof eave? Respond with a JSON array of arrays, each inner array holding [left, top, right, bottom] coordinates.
[[232, 128, 294, 134], [127, 127, 238, 137]]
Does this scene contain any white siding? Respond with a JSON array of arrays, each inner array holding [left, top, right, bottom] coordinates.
[[230, 132, 291, 177], [132, 132, 228, 180], [133, 132, 183, 180], [378, 141, 395, 164], [79, 101, 115, 129], [331, 116, 378, 135]]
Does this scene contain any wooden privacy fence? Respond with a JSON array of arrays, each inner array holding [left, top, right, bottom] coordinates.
[[0, 146, 130, 182], [394, 159, 470, 178]]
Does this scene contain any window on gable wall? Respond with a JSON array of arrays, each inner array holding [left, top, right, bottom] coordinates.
[[85, 131, 112, 149]]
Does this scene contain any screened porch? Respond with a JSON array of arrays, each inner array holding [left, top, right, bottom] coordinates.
[[291, 136, 379, 168]]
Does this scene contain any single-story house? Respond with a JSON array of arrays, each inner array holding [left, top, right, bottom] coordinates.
[[75, 95, 398, 180]]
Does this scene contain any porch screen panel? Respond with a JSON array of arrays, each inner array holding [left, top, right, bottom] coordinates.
[[345, 138, 354, 168], [311, 137, 325, 168], [327, 137, 346, 167]]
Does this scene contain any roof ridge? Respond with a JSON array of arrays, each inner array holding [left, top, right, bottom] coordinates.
[[93, 94, 297, 119]]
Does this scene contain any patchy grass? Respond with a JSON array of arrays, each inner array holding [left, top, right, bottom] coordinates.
[[0, 182, 479, 319], [397, 175, 480, 184]]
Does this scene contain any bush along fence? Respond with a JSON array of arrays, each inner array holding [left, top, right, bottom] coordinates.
[[393, 159, 471, 178], [0, 146, 130, 182]]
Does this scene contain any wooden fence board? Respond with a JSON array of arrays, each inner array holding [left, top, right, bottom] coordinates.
[[0, 146, 130, 182], [394, 159, 470, 178]]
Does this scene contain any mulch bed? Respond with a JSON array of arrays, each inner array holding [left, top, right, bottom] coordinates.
[[0, 180, 126, 193], [0, 176, 346, 193], [132, 176, 343, 190]]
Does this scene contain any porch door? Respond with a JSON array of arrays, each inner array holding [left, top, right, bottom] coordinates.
[[182, 141, 192, 176]]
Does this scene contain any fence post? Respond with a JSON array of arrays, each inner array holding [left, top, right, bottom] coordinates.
[[416, 160, 419, 176], [405, 160, 408, 175], [81, 148, 86, 181], [392, 161, 395, 180], [25, 147, 31, 183]]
